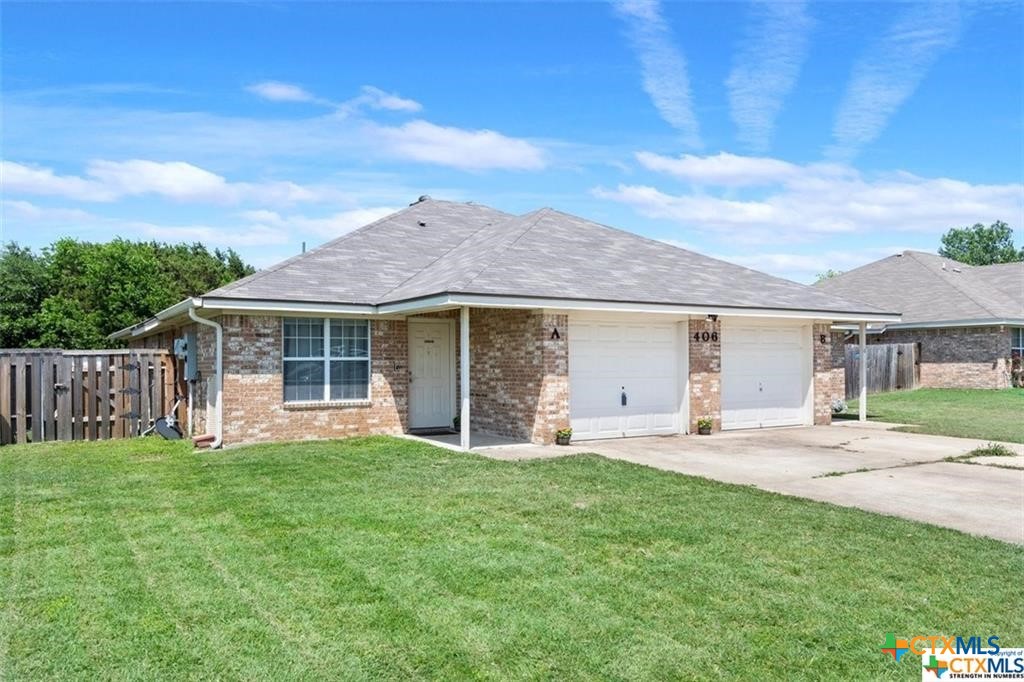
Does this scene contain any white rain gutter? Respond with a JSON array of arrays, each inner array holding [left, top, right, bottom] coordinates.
[[188, 307, 223, 449]]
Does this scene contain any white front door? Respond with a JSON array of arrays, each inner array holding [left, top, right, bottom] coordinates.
[[721, 322, 809, 430], [569, 315, 683, 441], [408, 320, 453, 429]]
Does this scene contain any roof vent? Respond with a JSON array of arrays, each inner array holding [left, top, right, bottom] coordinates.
[[941, 261, 947, 270], [418, 220, 427, 227]]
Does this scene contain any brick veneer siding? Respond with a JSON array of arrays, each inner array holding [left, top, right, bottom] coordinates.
[[856, 326, 1012, 389], [220, 315, 407, 444], [459, 308, 568, 445], [688, 318, 722, 432], [812, 323, 838, 425]]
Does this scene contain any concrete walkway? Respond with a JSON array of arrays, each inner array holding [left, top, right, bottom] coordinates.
[[482, 422, 1024, 545]]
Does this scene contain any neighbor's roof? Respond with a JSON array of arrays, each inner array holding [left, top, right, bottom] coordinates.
[[815, 250, 1024, 325], [205, 199, 892, 317]]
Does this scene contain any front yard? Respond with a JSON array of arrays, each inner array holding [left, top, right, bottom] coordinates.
[[842, 388, 1024, 443], [2, 436, 1021, 679]]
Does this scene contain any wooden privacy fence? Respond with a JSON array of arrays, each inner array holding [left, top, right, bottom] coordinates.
[[0, 349, 182, 446], [845, 342, 919, 400]]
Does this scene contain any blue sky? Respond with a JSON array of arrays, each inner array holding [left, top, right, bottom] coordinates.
[[2, 0, 1021, 283]]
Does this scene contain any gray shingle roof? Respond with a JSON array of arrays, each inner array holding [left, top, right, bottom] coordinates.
[[207, 199, 892, 316], [815, 250, 1024, 324]]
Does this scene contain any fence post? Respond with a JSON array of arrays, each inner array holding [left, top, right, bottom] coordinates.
[[0, 356, 10, 445]]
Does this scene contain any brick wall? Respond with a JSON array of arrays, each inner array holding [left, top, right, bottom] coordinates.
[[220, 315, 407, 444], [459, 308, 568, 444], [856, 326, 1012, 389], [688, 318, 721, 432], [811, 323, 837, 425]]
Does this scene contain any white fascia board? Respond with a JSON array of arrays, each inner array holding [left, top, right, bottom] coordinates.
[[881, 318, 1024, 330], [833, 318, 1024, 334], [432, 293, 900, 323], [199, 297, 380, 316], [108, 297, 198, 339]]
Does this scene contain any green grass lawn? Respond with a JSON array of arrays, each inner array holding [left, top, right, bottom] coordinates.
[[840, 388, 1024, 443], [2, 437, 1021, 680]]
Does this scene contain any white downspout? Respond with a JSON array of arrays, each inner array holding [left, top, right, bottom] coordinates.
[[189, 307, 223, 448]]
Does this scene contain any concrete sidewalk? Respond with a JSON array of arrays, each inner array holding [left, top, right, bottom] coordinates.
[[481, 423, 1024, 545]]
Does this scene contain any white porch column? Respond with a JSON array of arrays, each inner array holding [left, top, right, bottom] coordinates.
[[858, 321, 867, 422], [460, 306, 470, 450]]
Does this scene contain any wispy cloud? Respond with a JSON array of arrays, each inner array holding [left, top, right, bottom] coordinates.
[[246, 80, 323, 103], [828, 2, 962, 159], [247, 81, 422, 113], [595, 152, 1023, 243], [726, 1, 812, 152], [238, 206, 400, 237], [611, 0, 701, 148]]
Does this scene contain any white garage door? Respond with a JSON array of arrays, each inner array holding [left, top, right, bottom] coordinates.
[[569, 316, 682, 440], [721, 322, 809, 430]]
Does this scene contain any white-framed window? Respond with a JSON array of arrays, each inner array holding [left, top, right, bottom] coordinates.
[[1012, 328, 1024, 359], [283, 318, 371, 402]]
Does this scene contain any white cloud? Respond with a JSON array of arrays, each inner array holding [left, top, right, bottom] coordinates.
[[373, 120, 547, 171], [635, 151, 847, 186], [1, 199, 96, 223], [355, 86, 422, 113], [596, 153, 1023, 242], [612, 0, 701, 148], [129, 221, 291, 247], [727, 1, 812, 152], [828, 2, 962, 159], [2, 159, 324, 205], [246, 81, 320, 103], [240, 206, 399, 237], [4, 97, 551, 174]]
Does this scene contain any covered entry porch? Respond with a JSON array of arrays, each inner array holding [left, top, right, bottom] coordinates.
[[403, 306, 569, 450]]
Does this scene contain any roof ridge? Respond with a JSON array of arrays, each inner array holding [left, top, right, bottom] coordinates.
[[208, 203, 418, 296], [373, 208, 516, 303], [453, 208, 551, 292], [905, 251, 1003, 318]]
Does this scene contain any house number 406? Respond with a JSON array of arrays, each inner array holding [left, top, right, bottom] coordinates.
[[693, 331, 719, 342]]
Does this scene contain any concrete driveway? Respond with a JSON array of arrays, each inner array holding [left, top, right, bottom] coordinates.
[[483, 422, 1024, 545]]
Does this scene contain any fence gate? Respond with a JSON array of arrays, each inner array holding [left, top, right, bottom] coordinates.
[[0, 349, 181, 446], [845, 342, 919, 400]]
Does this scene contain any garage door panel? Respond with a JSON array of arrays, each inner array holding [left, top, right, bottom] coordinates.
[[570, 317, 682, 440], [722, 322, 808, 431]]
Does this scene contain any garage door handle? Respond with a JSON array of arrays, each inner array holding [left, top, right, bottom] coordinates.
[[621, 387, 627, 406], [758, 382, 763, 392]]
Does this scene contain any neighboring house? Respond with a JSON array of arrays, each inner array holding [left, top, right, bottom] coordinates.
[[816, 251, 1024, 389], [113, 198, 896, 448]]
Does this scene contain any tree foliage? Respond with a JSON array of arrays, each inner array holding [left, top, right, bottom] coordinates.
[[0, 239, 255, 349], [938, 221, 1022, 266], [815, 269, 843, 283]]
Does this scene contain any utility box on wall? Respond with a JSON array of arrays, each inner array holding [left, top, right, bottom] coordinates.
[[174, 331, 199, 381]]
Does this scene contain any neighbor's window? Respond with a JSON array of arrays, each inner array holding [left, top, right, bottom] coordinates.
[[283, 318, 370, 402], [1013, 328, 1024, 359]]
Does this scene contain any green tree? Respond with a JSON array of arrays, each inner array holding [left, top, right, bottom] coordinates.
[[0, 243, 49, 348], [938, 221, 1023, 265], [1, 239, 256, 349], [815, 269, 843, 283]]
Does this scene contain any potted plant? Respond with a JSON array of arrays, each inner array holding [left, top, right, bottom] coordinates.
[[555, 427, 572, 445], [697, 417, 713, 435]]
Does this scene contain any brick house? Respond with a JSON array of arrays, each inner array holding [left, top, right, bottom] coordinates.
[[816, 251, 1024, 389], [112, 198, 896, 448]]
